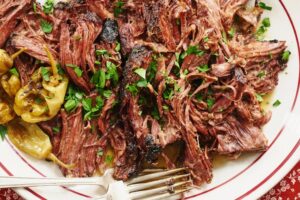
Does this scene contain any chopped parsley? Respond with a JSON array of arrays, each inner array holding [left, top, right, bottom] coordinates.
[[146, 60, 158, 83], [91, 69, 106, 89], [66, 64, 83, 77], [114, 1, 125, 17], [35, 97, 43, 104], [162, 105, 169, 111], [134, 68, 146, 79], [9, 67, 19, 77], [207, 98, 215, 109], [64, 85, 84, 112], [203, 36, 209, 43], [175, 52, 181, 68], [255, 93, 264, 102], [103, 90, 112, 98], [222, 31, 228, 44], [197, 64, 210, 73], [105, 154, 113, 164], [0, 125, 7, 141], [41, 67, 50, 81], [64, 99, 77, 113], [163, 86, 174, 100], [126, 84, 139, 96], [282, 50, 291, 62], [33, 2, 37, 13], [115, 41, 121, 52], [96, 49, 108, 56], [151, 106, 160, 120], [82, 96, 104, 121], [180, 45, 205, 59], [40, 20, 53, 34], [52, 126, 60, 133], [136, 79, 148, 88], [106, 61, 119, 85], [258, 2, 272, 11], [97, 148, 104, 157], [273, 99, 281, 107], [43, 0, 54, 14], [228, 27, 236, 38], [256, 18, 271, 40], [257, 70, 266, 78]]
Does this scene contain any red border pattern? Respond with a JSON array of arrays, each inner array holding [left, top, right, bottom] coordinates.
[[0, 1, 299, 199]]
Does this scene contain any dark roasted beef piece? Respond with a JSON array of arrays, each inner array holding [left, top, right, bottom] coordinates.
[[59, 9, 102, 92], [0, 0, 32, 47], [216, 116, 268, 154], [100, 19, 119, 43], [57, 108, 103, 177]]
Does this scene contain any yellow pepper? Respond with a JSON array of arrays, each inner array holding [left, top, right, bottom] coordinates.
[[7, 119, 74, 169], [0, 48, 26, 76], [1, 74, 21, 97], [0, 88, 15, 125], [14, 46, 69, 123]]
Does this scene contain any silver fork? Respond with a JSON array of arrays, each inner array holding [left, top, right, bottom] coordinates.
[[0, 168, 192, 200]]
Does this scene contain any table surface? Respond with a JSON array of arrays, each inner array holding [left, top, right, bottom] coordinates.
[[0, 161, 299, 200]]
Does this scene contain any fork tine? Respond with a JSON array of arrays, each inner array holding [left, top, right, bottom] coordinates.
[[128, 173, 190, 192], [126, 168, 187, 185], [129, 180, 192, 200], [140, 187, 192, 200]]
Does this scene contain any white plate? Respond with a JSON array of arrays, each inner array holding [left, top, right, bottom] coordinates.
[[1, 0, 299, 199]]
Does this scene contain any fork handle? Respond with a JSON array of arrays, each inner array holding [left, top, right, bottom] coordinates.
[[0, 176, 103, 188]]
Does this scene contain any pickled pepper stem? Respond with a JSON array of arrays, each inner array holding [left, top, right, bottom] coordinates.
[[10, 48, 27, 60], [47, 153, 75, 169], [44, 45, 58, 76]]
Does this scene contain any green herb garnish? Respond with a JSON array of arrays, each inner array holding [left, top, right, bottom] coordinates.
[[9, 67, 19, 77], [114, 1, 125, 17], [43, 0, 54, 14], [228, 27, 235, 38], [207, 98, 215, 109], [97, 148, 104, 157], [255, 93, 264, 102], [64, 85, 84, 112], [95, 49, 108, 56], [126, 84, 139, 96], [41, 67, 50, 81], [256, 18, 271, 40], [40, 20, 53, 34], [106, 61, 119, 85], [33, 2, 37, 13], [197, 64, 210, 73], [91, 69, 106, 89], [52, 126, 60, 133], [66, 64, 83, 77], [258, 2, 272, 11], [134, 68, 146, 79], [282, 50, 291, 62], [115, 41, 121, 52], [273, 99, 281, 107], [0, 125, 7, 141], [257, 70, 266, 78], [181, 46, 205, 59]]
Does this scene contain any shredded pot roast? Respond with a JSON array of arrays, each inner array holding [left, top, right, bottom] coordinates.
[[0, 0, 290, 186]]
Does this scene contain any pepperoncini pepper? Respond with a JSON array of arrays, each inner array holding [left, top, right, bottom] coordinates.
[[14, 46, 69, 123], [0, 89, 15, 124], [0, 48, 26, 76], [1, 73, 21, 97], [7, 119, 74, 169]]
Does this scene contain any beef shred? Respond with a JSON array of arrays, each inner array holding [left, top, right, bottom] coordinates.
[[0, 0, 289, 186]]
